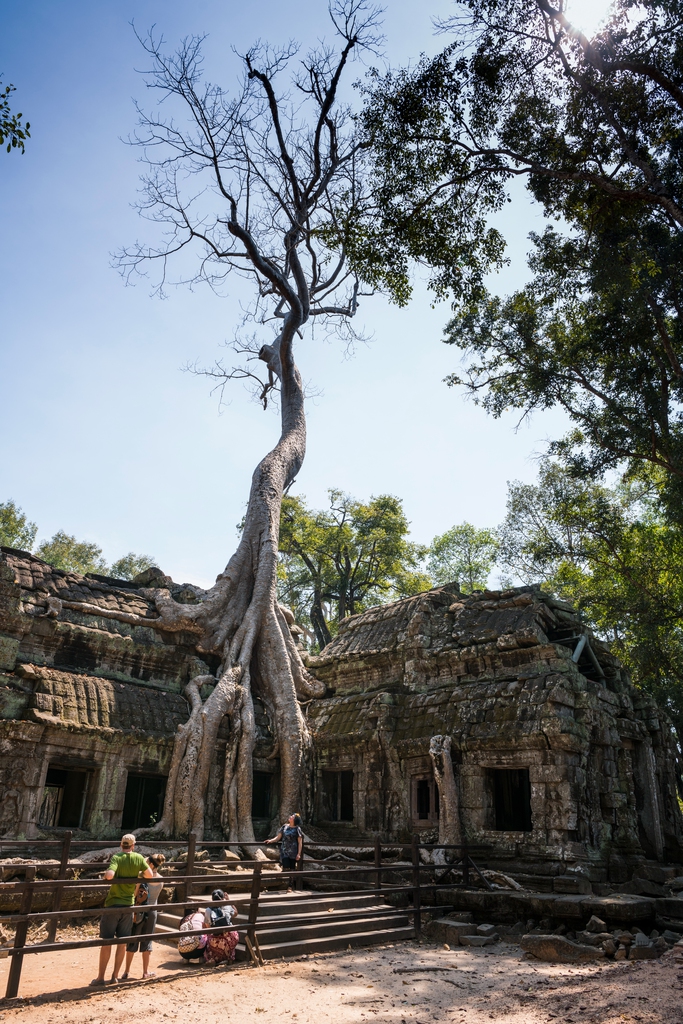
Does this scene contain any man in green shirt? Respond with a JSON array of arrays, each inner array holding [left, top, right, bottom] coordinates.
[[90, 834, 153, 986]]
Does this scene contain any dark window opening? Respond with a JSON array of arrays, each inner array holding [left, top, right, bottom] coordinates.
[[416, 780, 430, 820], [252, 772, 273, 819], [489, 768, 532, 831], [320, 770, 354, 822], [121, 774, 166, 830], [39, 767, 90, 829], [411, 776, 439, 826]]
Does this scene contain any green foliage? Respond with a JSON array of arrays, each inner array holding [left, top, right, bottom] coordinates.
[[500, 462, 683, 738], [362, 1, 683, 509], [0, 499, 37, 552], [279, 489, 430, 650], [35, 531, 109, 575], [427, 522, 499, 592], [0, 81, 30, 154], [109, 552, 157, 581]]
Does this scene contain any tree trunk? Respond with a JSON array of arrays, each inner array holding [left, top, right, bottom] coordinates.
[[137, 330, 324, 841], [429, 734, 462, 863], [310, 589, 332, 650]]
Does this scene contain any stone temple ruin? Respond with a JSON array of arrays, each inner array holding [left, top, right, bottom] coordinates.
[[1, 545, 682, 891]]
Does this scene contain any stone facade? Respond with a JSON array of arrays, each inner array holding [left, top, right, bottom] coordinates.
[[1, 546, 681, 883]]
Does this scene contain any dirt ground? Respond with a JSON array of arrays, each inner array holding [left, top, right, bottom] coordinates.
[[1, 937, 683, 1024]]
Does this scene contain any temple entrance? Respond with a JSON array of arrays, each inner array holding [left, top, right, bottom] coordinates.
[[488, 768, 532, 831], [121, 773, 166, 830], [39, 766, 90, 829], [320, 770, 354, 822]]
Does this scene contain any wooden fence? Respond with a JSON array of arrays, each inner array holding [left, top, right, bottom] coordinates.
[[0, 834, 491, 1000]]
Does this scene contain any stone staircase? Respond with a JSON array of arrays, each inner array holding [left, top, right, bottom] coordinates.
[[155, 890, 414, 960]]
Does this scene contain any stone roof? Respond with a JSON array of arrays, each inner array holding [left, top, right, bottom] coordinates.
[[308, 584, 617, 696]]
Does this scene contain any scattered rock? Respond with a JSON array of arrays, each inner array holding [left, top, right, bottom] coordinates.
[[602, 938, 616, 955], [520, 934, 606, 963], [585, 915, 608, 933], [630, 945, 659, 959], [459, 934, 498, 947], [476, 923, 497, 937]]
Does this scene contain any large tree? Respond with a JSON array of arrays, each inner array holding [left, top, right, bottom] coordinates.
[[279, 489, 429, 649], [93, 3, 384, 841], [359, 0, 683, 513], [500, 461, 683, 740]]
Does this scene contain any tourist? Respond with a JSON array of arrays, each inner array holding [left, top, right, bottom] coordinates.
[[265, 813, 304, 891], [202, 889, 239, 965], [121, 852, 166, 980], [177, 906, 209, 962], [90, 834, 154, 986]]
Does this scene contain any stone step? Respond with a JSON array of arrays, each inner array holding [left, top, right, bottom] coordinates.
[[155, 893, 414, 959], [240, 925, 415, 961]]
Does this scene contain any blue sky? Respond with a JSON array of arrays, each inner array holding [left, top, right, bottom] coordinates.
[[1, 1, 568, 587]]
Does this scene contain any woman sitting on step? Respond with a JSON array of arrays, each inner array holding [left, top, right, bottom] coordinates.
[[202, 889, 240, 965]]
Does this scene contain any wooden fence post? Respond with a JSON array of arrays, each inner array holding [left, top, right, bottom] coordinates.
[[182, 832, 197, 903], [411, 834, 421, 940], [45, 830, 72, 943], [5, 873, 34, 999], [244, 862, 263, 966], [462, 837, 470, 887], [374, 836, 382, 892]]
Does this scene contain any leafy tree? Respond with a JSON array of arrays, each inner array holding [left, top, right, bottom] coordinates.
[[427, 522, 499, 592], [359, 1, 683, 513], [109, 552, 157, 580], [35, 531, 109, 575], [279, 490, 429, 649], [0, 499, 37, 551], [499, 462, 683, 740], [0, 81, 30, 154]]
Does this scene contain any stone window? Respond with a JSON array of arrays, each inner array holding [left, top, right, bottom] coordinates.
[[320, 770, 354, 822], [411, 776, 439, 827], [39, 766, 91, 829], [488, 768, 532, 831], [252, 771, 274, 819], [121, 773, 166, 830]]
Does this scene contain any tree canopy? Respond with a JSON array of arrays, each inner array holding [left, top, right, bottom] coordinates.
[[499, 461, 683, 739], [0, 499, 37, 551], [360, 0, 683, 514], [279, 489, 429, 649], [427, 522, 499, 592], [0, 498, 155, 579]]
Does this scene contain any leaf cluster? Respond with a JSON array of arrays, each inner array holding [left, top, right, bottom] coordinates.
[[0, 81, 30, 154]]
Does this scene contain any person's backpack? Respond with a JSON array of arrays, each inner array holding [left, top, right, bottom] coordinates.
[[133, 880, 150, 924], [135, 881, 150, 906], [208, 905, 232, 929]]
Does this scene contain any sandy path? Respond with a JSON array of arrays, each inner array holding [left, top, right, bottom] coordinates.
[[0, 939, 682, 1023]]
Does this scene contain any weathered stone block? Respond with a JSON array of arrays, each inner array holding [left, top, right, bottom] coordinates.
[[0, 636, 19, 671], [520, 934, 605, 962]]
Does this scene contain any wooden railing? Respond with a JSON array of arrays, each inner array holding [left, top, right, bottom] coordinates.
[[0, 833, 491, 1000]]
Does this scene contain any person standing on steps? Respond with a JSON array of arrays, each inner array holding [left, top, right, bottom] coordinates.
[[121, 852, 166, 980], [90, 834, 154, 986], [265, 813, 303, 891]]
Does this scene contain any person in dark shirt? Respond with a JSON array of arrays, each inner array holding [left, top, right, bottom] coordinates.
[[265, 814, 303, 891]]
